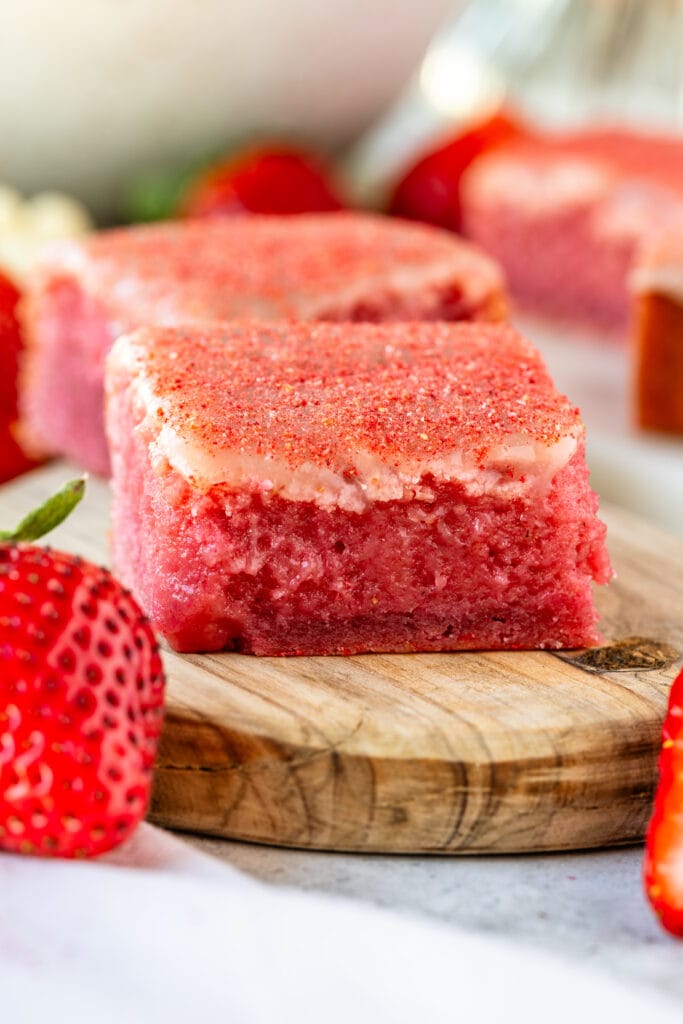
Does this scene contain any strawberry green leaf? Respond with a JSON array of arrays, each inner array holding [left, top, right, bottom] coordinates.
[[0, 476, 86, 542]]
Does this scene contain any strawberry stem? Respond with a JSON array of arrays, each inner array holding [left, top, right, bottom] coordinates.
[[0, 476, 87, 543]]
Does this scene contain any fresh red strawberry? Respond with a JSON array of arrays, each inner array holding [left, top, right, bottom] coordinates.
[[0, 479, 165, 858], [179, 145, 345, 219], [644, 665, 683, 935], [389, 111, 527, 232], [0, 270, 38, 484]]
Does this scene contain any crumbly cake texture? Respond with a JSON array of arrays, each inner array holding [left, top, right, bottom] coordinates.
[[106, 320, 611, 656], [461, 129, 683, 332], [633, 233, 683, 434], [21, 212, 507, 475]]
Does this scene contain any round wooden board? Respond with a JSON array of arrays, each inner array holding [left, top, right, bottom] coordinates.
[[2, 465, 683, 853], [150, 505, 683, 854]]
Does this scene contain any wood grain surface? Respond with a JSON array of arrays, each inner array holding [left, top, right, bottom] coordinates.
[[1, 462, 682, 854]]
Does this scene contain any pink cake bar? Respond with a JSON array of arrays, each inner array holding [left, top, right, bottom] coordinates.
[[106, 320, 611, 656], [632, 231, 683, 434], [461, 130, 683, 332], [22, 212, 507, 475]]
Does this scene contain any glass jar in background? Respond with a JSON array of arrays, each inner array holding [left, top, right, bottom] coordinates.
[[350, 0, 683, 203]]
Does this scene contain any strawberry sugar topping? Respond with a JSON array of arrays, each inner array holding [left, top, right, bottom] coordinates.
[[471, 128, 683, 200], [119, 320, 581, 471], [38, 212, 503, 324]]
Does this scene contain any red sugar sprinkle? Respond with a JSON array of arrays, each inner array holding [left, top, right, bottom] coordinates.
[[119, 320, 581, 469], [473, 127, 683, 201], [45, 212, 502, 324]]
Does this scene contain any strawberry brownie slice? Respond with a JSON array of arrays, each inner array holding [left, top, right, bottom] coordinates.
[[461, 129, 683, 333], [105, 320, 611, 656], [22, 212, 507, 475], [632, 231, 683, 434]]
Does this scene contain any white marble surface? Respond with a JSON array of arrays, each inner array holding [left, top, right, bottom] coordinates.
[[188, 835, 683, 1002], [7, 824, 682, 1024]]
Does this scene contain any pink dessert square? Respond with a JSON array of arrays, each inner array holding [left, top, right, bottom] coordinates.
[[461, 130, 683, 333], [632, 231, 683, 434], [22, 212, 507, 475], [105, 320, 611, 656]]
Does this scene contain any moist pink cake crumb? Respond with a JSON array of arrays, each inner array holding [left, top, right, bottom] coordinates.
[[106, 320, 611, 656]]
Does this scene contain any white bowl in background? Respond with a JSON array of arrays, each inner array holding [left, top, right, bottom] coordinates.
[[1, 0, 453, 217]]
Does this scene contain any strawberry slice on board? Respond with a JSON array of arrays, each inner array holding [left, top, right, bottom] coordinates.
[[388, 111, 528, 233], [0, 478, 166, 859], [645, 665, 683, 936], [179, 146, 345, 219], [0, 270, 39, 484]]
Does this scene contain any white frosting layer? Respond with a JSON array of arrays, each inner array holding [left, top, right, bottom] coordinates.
[[631, 259, 683, 304], [111, 338, 580, 514], [302, 254, 502, 319], [594, 183, 683, 249], [465, 155, 610, 217], [151, 426, 578, 512], [40, 224, 502, 322]]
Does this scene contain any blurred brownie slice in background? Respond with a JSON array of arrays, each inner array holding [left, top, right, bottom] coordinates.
[[462, 129, 683, 333], [633, 232, 683, 435], [22, 212, 507, 475]]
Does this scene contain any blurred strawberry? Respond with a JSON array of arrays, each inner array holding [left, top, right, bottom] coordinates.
[[179, 146, 345, 219], [389, 111, 527, 232], [645, 666, 683, 936], [0, 270, 38, 484]]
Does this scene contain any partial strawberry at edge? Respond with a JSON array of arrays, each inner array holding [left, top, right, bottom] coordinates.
[[644, 666, 683, 936], [179, 146, 345, 219], [0, 480, 165, 859], [0, 546, 165, 858], [0, 269, 39, 485], [388, 111, 528, 233]]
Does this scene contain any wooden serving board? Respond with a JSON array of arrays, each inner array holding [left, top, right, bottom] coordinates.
[[2, 462, 683, 854]]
